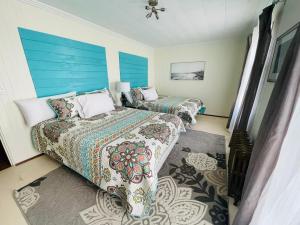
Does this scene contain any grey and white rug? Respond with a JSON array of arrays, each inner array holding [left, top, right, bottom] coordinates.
[[14, 130, 228, 225]]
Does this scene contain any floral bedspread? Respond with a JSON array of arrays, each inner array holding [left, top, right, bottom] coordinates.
[[31, 107, 185, 217], [135, 96, 204, 125]]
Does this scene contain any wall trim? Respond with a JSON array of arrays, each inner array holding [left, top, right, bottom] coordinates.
[[0, 126, 14, 166], [17, 0, 153, 48], [15, 153, 43, 166]]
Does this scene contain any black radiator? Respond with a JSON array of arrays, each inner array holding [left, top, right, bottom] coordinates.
[[228, 130, 253, 205]]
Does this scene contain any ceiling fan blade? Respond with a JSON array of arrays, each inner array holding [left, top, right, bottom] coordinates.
[[155, 11, 159, 20], [146, 12, 152, 18], [159, 8, 166, 12], [145, 6, 150, 10]]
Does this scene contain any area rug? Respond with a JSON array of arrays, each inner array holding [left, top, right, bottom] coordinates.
[[14, 130, 228, 225]]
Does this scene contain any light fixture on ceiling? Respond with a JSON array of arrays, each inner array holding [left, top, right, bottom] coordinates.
[[145, 0, 166, 20]]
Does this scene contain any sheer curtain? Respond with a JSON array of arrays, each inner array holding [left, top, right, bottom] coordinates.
[[249, 95, 300, 225], [228, 26, 259, 132]]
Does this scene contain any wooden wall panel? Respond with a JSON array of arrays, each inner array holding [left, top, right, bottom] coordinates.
[[119, 52, 148, 88], [18, 27, 109, 97]]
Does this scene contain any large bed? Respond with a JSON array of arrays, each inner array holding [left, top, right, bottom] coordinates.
[[31, 107, 185, 217], [128, 95, 205, 125]]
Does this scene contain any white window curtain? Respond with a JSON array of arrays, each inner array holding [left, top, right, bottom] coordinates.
[[249, 96, 300, 225], [229, 25, 259, 132]]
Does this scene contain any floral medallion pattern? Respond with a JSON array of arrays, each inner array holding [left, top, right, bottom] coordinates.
[[107, 141, 153, 184], [80, 176, 208, 225], [138, 123, 171, 143], [186, 153, 218, 171], [204, 170, 227, 196], [169, 154, 228, 225], [14, 186, 40, 213]]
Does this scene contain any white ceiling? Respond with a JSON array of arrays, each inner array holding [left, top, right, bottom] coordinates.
[[37, 0, 271, 47]]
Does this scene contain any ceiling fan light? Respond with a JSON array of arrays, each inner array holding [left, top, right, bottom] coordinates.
[[145, 0, 165, 20]]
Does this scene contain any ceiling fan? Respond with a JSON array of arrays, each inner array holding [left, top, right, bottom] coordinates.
[[145, 0, 166, 20]]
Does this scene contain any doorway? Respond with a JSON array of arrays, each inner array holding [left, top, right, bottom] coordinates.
[[0, 139, 10, 171]]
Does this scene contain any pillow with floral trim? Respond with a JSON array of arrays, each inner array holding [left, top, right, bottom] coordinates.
[[47, 96, 79, 120]]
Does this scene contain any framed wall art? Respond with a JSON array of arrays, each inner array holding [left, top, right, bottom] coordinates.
[[170, 61, 205, 80]]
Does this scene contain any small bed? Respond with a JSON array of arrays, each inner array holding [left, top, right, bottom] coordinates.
[[31, 107, 185, 217], [125, 88, 205, 125]]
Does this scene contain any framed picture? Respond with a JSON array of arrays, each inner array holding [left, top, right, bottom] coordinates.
[[268, 22, 299, 82], [170, 61, 205, 80]]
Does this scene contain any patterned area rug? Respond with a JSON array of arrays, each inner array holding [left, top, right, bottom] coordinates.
[[14, 130, 228, 225]]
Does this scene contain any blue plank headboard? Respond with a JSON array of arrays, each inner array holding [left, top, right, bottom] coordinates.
[[119, 52, 148, 88], [18, 27, 109, 97]]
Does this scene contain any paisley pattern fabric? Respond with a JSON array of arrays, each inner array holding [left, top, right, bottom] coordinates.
[[43, 120, 76, 142], [159, 113, 181, 128], [131, 88, 144, 103], [138, 123, 171, 144], [47, 96, 79, 120], [133, 95, 204, 125], [31, 107, 185, 217]]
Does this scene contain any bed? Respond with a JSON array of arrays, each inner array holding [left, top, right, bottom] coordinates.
[[31, 107, 185, 217], [127, 94, 205, 125]]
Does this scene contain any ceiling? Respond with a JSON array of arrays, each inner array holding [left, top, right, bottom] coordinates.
[[37, 0, 271, 47]]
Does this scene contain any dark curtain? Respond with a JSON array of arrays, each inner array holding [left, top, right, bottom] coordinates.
[[233, 25, 300, 225], [235, 4, 274, 130], [226, 35, 252, 129]]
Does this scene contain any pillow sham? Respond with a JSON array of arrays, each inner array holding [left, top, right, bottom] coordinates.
[[76, 92, 115, 119], [131, 88, 144, 103], [15, 91, 76, 127], [47, 96, 79, 120], [142, 87, 158, 101], [79, 88, 117, 105]]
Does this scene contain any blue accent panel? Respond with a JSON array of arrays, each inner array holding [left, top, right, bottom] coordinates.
[[18, 27, 109, 97], [119, 52, 148, 88]]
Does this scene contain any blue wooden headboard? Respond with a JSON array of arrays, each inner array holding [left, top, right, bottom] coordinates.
[[119, 52, 148, 88], [18, 27, 109, 97]]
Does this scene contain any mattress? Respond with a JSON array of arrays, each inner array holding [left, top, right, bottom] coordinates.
[[31, 107, 185, 217]]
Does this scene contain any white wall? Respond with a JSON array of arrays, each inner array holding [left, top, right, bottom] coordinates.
[[0, 0, 155, 165], [154, 38, 246, 117], [250, 0, 300, 139]]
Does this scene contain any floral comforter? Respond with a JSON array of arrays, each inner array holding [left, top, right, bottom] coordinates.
[[135, 96, 204, 125], [31, 107, 185, 217]]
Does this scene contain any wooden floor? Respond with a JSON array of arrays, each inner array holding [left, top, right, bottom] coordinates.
[[0, 115, 238, 225]]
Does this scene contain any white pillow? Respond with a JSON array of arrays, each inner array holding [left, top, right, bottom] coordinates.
[[76, 92, 115, 118], [142, 87, 158, 101], [15, 92, 76, 127]]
